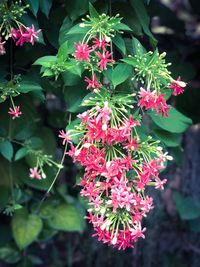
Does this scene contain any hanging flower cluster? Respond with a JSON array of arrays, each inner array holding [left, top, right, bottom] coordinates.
[[64, 99, 173, 249], [0, 1, 41, 120], [55, 10, 186, 249], [57, 9, 187, 250], [22, 4, 185, 249]]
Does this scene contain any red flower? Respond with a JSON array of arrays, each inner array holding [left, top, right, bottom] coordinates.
[[25, 24, 41, 45], [11, 25, 41, 46], [74, 42, 92, 61], [96, 51, 114, 70], [93, 37, 110, 50], [138, 87, 170, 117], [168, 76, 186, 96], [84, 74, 102, 93], [8, 106, 22, 119]]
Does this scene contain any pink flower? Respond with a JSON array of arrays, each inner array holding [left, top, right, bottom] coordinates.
[[25, 24, 41, 45], [58, 130, 72, 145], [93, 37, 110, 50], [84, 74, 102, 93], [110, 182, 136, 212], [130, 223, 146, 240], [74, 42, 92, 61], [8, 106, 22, 119], [138, 87, 170, 117], [0, 37, 6, 55], [29, 167, 42, 180], [155, 178, 167, 190], [96, 51, 114, 70], [11, 25, 41, 46], [168, 76, 186, 96], [10, 28, 20, 39]]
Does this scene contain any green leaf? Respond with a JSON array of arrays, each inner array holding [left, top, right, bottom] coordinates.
[[173, 192, 200, 220], [62, 71, 80, 86], [0, 246, 21, 264], [66, 118, 82, 144], [130, 0, 157, 46], [89, 2, 99, 18], [114, 22, 132, 32], [48, 203, 85, 232], [26, 0, 39, 16], [65, 23, 88, 53], [12, 209, 43, 249], [112, 63, 132, 88], [33, 56, 57, 67], [42, 68, 54, 77], [59, 16, 73, 45], [132, 37, 146, 55], [148, 107, 192, 133], [64, 60, 83, 77], [15, 147, 29, 161], [24, 169, 56, 191], [66, 0, 89, 21], [39, 200, 55, 219], [154, 129, 181, 147], [18, 82, 43, 93], [64, 82, 87, 113], [113, 35, 126, 55], [57, 41, 69, 61], [0, 141, 13, 161], [39, 0, 52, 17], [121, 57, 138, 67]]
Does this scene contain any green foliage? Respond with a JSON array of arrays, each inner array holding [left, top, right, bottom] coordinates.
[[11, 209, 43, 249], [111, 63, 132, 88], [148, 107, 192, 133], [173, 192, 200, 220], [0, 140, 14, 161], [48, 203, 85, 232], [0, 246, 21, 264]]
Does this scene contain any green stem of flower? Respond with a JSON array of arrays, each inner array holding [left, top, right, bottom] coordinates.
[[35, 142, 68, 213]]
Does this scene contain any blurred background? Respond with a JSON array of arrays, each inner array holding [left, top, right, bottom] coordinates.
[[0, 0, 200, 266]]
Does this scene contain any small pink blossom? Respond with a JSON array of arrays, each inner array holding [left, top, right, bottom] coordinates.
[[168, 76, 186, 96], [8, 106, 22, 119], [93, 37, 110, 50], [25, 24, 41, 45], [29, 167, 42, 180], [155, 178, 167, 190], [84, 74, 102, 93], [138, 87, 170, 117], [58, 130, 72, 145], [11, 25, 41, 46], [74, 42, 92, 61], [96, 51, 114, 70], [0, 37, 6, 55]]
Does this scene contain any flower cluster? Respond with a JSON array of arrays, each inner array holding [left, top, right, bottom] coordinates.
[[138, 87, 170, 117], [0, 1, 40, 56], [60, 92, 172, 249], [126, 50, 187, 116], [0, 22, 41, 119], [56, 9, 188, 249], [73, 37, 114, 93], [10, 25, 41, 46]]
